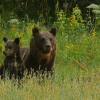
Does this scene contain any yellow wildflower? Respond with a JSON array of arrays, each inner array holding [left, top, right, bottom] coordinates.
[[91, 29, 96, 37]]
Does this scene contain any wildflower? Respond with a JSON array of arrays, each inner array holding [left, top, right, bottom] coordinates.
[[69, 15, 79, 28], [91, 29, 96, 37]]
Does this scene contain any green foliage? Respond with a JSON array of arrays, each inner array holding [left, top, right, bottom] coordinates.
[[54, 6, 88, 63]]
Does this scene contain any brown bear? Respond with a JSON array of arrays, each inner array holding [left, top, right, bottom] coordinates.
[[24, 27, 56, 76], [2, 37, 27, 79]]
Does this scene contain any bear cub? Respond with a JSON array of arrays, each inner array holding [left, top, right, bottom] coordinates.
[[2, 37, 25, 79]]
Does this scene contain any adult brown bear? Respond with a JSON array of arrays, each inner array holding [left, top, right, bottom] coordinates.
[[24, 27, 56, 76]]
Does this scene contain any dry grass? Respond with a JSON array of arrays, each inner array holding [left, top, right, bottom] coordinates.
[[0, 68, 100, 100]]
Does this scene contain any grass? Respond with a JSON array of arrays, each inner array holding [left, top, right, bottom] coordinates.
[[0, 68, 100, 100], [0, 13, 100, 99]]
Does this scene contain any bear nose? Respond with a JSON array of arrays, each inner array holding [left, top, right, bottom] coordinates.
[[46, 45, 50, 49]]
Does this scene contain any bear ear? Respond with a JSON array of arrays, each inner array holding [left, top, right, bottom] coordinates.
[[14, 37, 20, 45], [50, 28, 56, 36], [3, 37, 8, 43], [32, 27, 39, 36]]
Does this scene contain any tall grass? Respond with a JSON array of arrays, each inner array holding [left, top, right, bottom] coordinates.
[[0, 71, 100, 100]]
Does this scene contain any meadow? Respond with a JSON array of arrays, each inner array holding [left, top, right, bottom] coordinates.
[[0, 8, 100, 100]]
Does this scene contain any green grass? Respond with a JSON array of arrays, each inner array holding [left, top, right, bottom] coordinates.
[[0, 19, 100, 100]]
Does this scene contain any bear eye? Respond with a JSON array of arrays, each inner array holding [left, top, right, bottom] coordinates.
[[49, 38, 52, 41], [9, 46, 12, 49], [7, 46, 12, 49], [41, 37, 45, 42]]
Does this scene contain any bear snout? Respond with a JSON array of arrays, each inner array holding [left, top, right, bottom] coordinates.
[[46, 45, 51, 51], [43, 44, 51, 53]]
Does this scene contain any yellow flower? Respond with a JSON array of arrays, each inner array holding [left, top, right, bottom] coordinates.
[[91, 29, 96, 37]]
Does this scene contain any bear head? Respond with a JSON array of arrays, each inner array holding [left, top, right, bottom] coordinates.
[[31, 27, 56, 54], [3, 37, 20, 57]]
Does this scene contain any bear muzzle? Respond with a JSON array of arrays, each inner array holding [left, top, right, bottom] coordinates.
[[43, 44, 52, 54]]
